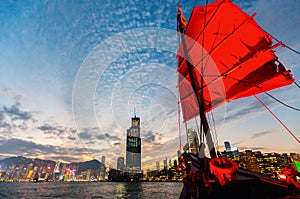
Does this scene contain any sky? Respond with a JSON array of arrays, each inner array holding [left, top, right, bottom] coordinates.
[[0, 0, 299, 170]]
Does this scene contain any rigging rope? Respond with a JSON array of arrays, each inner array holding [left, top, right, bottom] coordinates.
[[254, 95, 300, 144], [178, 101, 182, 151], [207, 111, 219, 153], [264, 91, 300, 111], [294, 81, 300, 89], [264, 30, 300, 55]]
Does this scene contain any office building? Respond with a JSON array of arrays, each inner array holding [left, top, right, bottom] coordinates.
[[187, 129, 200, 154], [126, 116, 141, 173], [117, 157, 125, 171]]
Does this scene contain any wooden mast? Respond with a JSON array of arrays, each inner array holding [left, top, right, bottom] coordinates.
[[178, 33, 217, 159]]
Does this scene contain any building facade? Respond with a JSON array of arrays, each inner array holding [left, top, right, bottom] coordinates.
[[117, 157, 125, 171], [224, 141, 231, 151], [187, 129, 200, 154], [126, 116, 141, 173]]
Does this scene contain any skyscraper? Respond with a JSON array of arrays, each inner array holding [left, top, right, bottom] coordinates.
[[224, 141, 231, 152], [117, 157, 125, 171], [164, 158, 168, 169], [156, 161, 160, 171], [187, 129, 200, 154], [126, 116, 141, 173], [101, 156, 106, 165]]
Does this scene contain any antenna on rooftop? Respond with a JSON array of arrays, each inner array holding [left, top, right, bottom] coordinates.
[[134, 107, 136, 117]]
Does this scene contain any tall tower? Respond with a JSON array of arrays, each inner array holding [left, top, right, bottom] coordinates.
[[101, 156, 106, 165], [156, 161, 160, 171], [117, 157, 125, 171], [187, 129, 200, 154], [224, 141, 231, 152], [126, 115, 141, 173]]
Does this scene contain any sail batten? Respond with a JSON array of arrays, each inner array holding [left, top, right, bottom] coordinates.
[[177, 0, 294, 122]]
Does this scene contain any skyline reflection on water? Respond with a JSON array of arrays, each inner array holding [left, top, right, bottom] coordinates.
[[0, 181, 183, 198]]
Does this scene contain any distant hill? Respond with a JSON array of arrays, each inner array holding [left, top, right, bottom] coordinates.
[[70, 159, 102, 172], [0, 156, 103, 172], [0, 156, 55, 168]]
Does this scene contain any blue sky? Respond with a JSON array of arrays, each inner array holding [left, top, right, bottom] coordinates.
[[0, 0, 299, 169]]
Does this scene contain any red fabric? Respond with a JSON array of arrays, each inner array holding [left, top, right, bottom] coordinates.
[[209, 157, 238, 186], [177, 0, 294, 122]]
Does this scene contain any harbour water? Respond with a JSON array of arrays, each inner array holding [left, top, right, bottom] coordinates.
[[0, 182, 183, 198]]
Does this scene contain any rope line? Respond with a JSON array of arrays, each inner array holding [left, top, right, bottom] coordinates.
[[294, 81, 300, 89], [178, 101, 182, 152], [254, 95, 300, 144], [262, 29, 300, 55], [264, 92, 300, 112]]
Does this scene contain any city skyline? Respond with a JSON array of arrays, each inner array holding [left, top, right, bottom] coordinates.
[[0, 0, 299, 171]]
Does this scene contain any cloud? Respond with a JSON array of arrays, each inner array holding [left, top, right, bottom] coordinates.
[[67, 135, 76, 141], [78, 131, 93, 140], [224, 94, 275, 123], [142, 131, 156, 143], [3, 104, 33, 121], [95, 134, 107, 140], [231, 130, 274, 147], [38, 124, 57, 131], [0, 101, 35, 134], [0, 95, 36, 133], [0, 138, 93, 162], [0, 111, 4, 121], [104, 133, 121, 141], [37, 123, 73, 136], [237, 146, 266, 151], [0, 138, 58, 155], [250, 130, 273, 139]]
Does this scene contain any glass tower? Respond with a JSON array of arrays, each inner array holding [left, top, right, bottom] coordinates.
[[126, 116, 141, 173]]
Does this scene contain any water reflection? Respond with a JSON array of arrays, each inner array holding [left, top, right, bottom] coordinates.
[[0, 182, 183, 198], [124, 182, 143, 198]]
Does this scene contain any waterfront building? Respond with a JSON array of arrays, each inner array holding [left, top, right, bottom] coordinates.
[[187, 129, 200, 154], [224, 141, 231, 151], [238, 150, 261, 174], [259, 152, 283, 178], [221, 141, 239, 159], [290, 153, 300, 173], [101, 156, 106, 165], [99, 163, 106, 181], [117, 157, 125, 171], [163, 158, 168, 169], [126, 115, 141, 173], [156, 161, 160, 171], [173, 159, 178, 168]]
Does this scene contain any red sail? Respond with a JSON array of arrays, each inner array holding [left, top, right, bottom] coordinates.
[[177, 0, 294, 122]]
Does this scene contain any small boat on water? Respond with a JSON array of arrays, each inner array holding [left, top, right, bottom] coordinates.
[[176, 0, 300, 198]]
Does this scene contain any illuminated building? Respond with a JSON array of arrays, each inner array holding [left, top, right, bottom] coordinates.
[[238, 150, 261, 174], [221, 142, 239, 159], [101, 156, 106, 165], [126, 115, 141, 173], [117, 157, 125, 171], [26, 170, 33, 179], [224, 141, 231, 152], [173, 159, 178, 168], [259, 152, 284, 178], [99, 164, 106, 181], [164, 158, 168, 169], [290, 153, 300, 173], [187, 129, 199, 154]]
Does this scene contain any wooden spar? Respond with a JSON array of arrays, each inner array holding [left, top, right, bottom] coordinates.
[[179, 31, 217, 159]]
